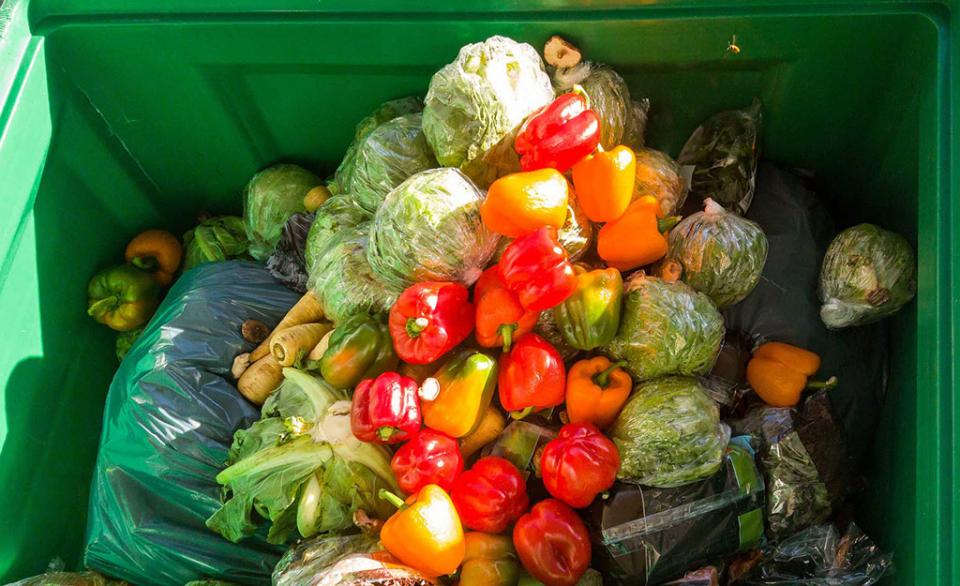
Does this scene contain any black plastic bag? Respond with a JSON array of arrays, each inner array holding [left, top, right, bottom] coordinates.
[[585, 439, 764, 585], [722, 162, 888, 464], [266, 212, 315, 293], [83, 262, 301, 586]]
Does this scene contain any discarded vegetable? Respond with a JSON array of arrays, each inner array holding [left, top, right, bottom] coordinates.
[[513, 499, 591, 586], [499, 227, 577, 311], [87, 264, 160, 332], [351, 372, 422, 444], [565, 356, 632, 430], [572, 145, 636, 222], [481, 169, 570, 238], [391, 429, 463, 494], [389, 281, 475, 365], [747, 342, 836, 407], [474, 266, 539, 352], [451, 456, 529, 534], [318, 314, 398, 390], [379, 484, 466, 578], [553, 265, 623, 351], [125, 229, 182, 286], [541, 423, 619, 508], [515, 88, 601, 173], [598, 195, 680, 271], [498, 333, 566, 419], [422, 349, 499, 438]]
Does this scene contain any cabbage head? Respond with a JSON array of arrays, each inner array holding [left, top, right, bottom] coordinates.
[[304, 196, 373, 271], [633, 147, 687, 216], [244, 164, 320, 260]]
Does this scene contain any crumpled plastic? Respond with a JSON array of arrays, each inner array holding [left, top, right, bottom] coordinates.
[[243, 164, 320, 260], [266, 212, 315, 293], [367, 168, 499, 290], [667, 198, 768, 308], [422, 35, 555, 187], [559, 192, 594, 261], [304, 196, 373, 271], [819, 223, 916, 329], [633, 147, 688, 216], [272, 535, 381, 586], [678, 99, 762, 216], [84, 262, 301, 586]]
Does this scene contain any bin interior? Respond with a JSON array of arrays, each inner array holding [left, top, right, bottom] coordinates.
[[0, 3, 952, 584]]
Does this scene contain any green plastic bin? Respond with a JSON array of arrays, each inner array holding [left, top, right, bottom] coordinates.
[[0, 0, 957, 583]]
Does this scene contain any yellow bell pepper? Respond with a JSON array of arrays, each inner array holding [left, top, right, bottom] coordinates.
[[422, 350, 498, 438]]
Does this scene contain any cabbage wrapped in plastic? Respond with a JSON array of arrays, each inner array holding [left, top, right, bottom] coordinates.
[[422, 36, 555, 187], [244, 163, 321, 260], [351, 96, 422, 143], [601, 273, 724, 381], [819, 223, 916, 329], [367, 168, 499, 289], [183, 215, 250, 269], [678, 99, 762, 215], [667, 198, 768, 308], [304, 196, 373, 270], [608, 376, 729, 487], [309, 227, 401, 325], [329, 113, 438, 213], [633, 147, 687, 216], [622, 98, 651, 151]]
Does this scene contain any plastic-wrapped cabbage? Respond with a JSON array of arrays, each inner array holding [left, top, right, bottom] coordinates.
[[667, 198, 768, 308], [351, 96, 422, 143], [608, 376, 729, 487], [602, 273, 724, 381], [559, 192, 594, 261], [309, 227, 401, 325], [183, 216, 250, 269], [367, 168, 498, 289], [244, 164, 321, 260], [304, 196, 373, 270], [422, 36, 555, 187], [678, 99, 761, 215], [633, 148, 687, 216], [329, 113, 438, 213], [622, 98, 651, 151], [819, 223, 916, 329]]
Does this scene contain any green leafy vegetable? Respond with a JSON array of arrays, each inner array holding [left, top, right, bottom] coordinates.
[[244, 164, 321, 260], [667, 198, 768, 308], [609, 376, 729, 487], [351, 96, 422, 143], [207, 369, 398, 544], [633, 147, 687, 216], [422, 36, 555, 187], [183, 216, 249, 269], [602, 273, 724, 381], [819, 223, 916, 329]]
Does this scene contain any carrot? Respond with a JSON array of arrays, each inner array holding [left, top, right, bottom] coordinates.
[[238, 355, 284, 405], [250, 291, 324, 361], [271, 323, 333, 367]]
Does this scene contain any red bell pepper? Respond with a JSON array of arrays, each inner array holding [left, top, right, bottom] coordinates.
[[515, 89, 601, 173], [350, 372, 421, 444], [450, 456, 529, 534], [474, 266, 539, 352], [513, 499, 591, 586], [499, 227, 577, 312], [391, 429, 463, 494], [540, 423, 620, 508], [498, 333, 566, 419], [389, 281, 474, 365]]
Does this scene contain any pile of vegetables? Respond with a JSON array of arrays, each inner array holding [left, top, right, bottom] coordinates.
[[82, 32, 909, 586]]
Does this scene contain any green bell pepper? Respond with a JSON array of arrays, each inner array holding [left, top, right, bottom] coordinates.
[[87, 264, 161, 332], [460, 532, 521, 586], [553, 265, 623, 351], [318, 314, 398, 389]]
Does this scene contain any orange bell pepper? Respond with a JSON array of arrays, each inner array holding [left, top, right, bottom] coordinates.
[[565, 356, 632, 430], [597, 195, 680, 271], [571, 145, 637, 222], [125, 229, 183, 286], [421, 350, 499, 438], [379, 484, 466, 578], [746, 342, 837, 407], [481, 169, 569, 238]]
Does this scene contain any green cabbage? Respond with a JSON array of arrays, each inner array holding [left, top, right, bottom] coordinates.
[[609, 376, 729, 487], [207, 369, 398, 544], [819, 223, 916, 329], [351, 96, 422, 143], [304, 196, 373, 271], [367, 168, 499, 289], [668, 198, 768, 308], [183, 216, 250, 269], [422, 36, 555, 187], [244, 164, 321, 260], [329, 112, 438, 213], [633, 147, 687, 216], [602, 273, 724, 381]]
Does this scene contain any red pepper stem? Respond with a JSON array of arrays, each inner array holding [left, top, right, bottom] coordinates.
[[658, 216, 681, 233], [571, 84, 591, 110], [405, 317, 430, 339], [131, 256, 159, 272], [378, 489, 407, 511], [510, 406, 536, 420], [87, 296, 119, 317], [592, 361, 627, 388], [499, 323, 518, 353], [377, 427, 398, 442], [807, 376, 838, 391]]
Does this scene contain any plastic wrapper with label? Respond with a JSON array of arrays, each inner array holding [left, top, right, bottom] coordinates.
[[678, 99, 762, 216], [818, 223, 916, 329], [367, 168, 499, 290], [84, 262, 302, 585], [267, 212, 315, 293], [586, 439, 764, 585], [667, 198, 768, 308]]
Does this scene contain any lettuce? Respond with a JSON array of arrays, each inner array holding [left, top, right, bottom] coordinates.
[[244, 164, 320, 260]]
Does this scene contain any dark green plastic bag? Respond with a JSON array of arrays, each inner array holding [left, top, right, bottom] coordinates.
[[83, 262, 301, 586]]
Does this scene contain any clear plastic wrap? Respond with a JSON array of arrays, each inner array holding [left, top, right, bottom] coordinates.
[[267, 212, 315, 293], [367, 168, 499, 289], [608, 376, 730, 487], [678, 99, 762, 215], [622, 98, 651, 151], [308, 227, 401, 325], [559, 191, 594, 261], [243, 164, 321, 260], [304, 196, 373, 270], [586, 440, 763, 585], [183, 216, 250, 270], [819, 223, 916, 329], [488, 421, 557, 478], [534, 308, 581, 361], [633, 147, 687, 216], [350, 96, 422, 145], [329, 112, 438, 213], [422, 36, 555, 187], [272, 535, 379, 586], [738, 523, 893, 585], [667, 198, 768, 308], [602, 273, 724, 381]]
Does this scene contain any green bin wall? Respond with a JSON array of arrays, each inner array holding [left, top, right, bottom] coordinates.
[[0, 0, 957, 584]]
